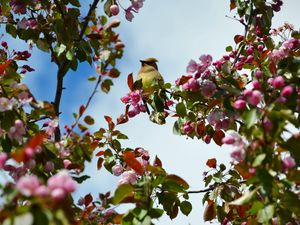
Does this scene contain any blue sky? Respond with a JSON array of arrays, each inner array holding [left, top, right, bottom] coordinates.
[[3, 1, 300, 224]]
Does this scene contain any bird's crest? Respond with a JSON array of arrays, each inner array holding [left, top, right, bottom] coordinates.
[[140, 57, 159, 70]]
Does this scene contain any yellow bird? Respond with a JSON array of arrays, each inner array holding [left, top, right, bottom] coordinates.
[[137, 57, 164, 96]]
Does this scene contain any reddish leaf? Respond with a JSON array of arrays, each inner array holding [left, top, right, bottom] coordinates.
[[79, 105, 86, 116], [235, 163, 252, 179], [97, 157, 104, 170], [86, 33, 103, 39], [234, 35, 244, 44], [123, 151, 144, 175], [213, 130, 225, 146], [196, 121, 206, 137], [206, 158, 217, 169], [84, 194, 93, 207], [165, 174, 189, 189], [203, 200, 216, 222], [169, 204, 179, 219], [153, 155, 162, 167], [0, 60, 11, 74], [127, 73, 134, 91], [108, 68, 120, 78], [113, 214, 123, 224], [104, 115, 112, 123], [11, 150, 26, 163], [96, 150, 105, 157], [230, 0, 236, 11], [27, 133, 46, 149], [116, 113, 128, 125], [90, 141, 99, 151]]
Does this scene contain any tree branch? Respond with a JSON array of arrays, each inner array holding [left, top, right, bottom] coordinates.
[[53, 0, 101, 141]]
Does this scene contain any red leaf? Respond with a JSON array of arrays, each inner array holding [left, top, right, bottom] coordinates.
[[196, 121, 206, 137], [203, 200, 216, 222], [213, 130, 225, 146], [104, 115, 112, 123], [234, 35, 244, 44], [123, 151, 144, 175], [84, 194, 93, 207], [127, 73, 134, 91], [96, 150, 105, 157], [116, 113, 128, 125], [0, 60, 11, 74], [206, 158, 217, 168], [79, 105, 86, 116], [230, 0, 236, 11], [153, 155, 162, 167], [27, 133, 46, 149], [97, 158, 104, 170]]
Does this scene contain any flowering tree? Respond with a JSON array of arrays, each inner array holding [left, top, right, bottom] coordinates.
[[0, 0, 299, 225]]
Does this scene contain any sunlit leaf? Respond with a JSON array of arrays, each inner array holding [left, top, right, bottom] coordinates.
[[113, 184, 134, 205], [123, 151, 145, 175]]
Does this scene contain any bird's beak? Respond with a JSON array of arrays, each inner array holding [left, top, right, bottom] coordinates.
[[140, 60, 145, 63]]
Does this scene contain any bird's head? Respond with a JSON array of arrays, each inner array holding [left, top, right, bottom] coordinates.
[[140, 57, 159, 70]]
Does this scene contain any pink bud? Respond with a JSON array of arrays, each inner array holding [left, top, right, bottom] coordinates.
[[255, 70, 263, 78], [272, 76, 285, 89], [282, 156, 296, 170], [249, 90, 262, 106], [252, 80, 261, 90], [63, 159, 71, 169], [281, 85, 293, 97], [112, 164, 124, 176], [257, 44, 264, 52], [121, 95, 130, 104], [233, 99, 246, 109], [204, 135, 211, 144], [1, 41, 7, 48], [246, 46, 254, 55], [110, 4, 120, 16]]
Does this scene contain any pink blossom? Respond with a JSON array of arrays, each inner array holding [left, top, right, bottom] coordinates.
[[207, 111, 225, 126], [129, 90, 142, 106], [63, 159, 71, 169], [17, 92, 33, 104], [10, 0, 27, 14], [51, 188, 66, 201], [8, 120, 26, 144], [248, 90, 262, 106], [16, 175, 40, 196], [268, 48, 288, 64], [0, 97, 14, 112], [233, 99, 246, 110], [182, 78, 200, 92], [112, 164, 124, 176], [35, 185, 49, 197], [282, 156, 296, 170], [281, 85, 293, 97], [201, 80, 216, 97], [272, 76, 285, 89], [47, 170, 77, 194], [186, 60, 198, 73], [199, 54, 213, 68], [230, 148, 245, 162], [26, 19, 38, 29], [118, 171, 138, 185], [222, 136, 235, 144], [0, 152, 7, 169], [131, 0, 144, 10], [283, 38, 300, 50], [263, 118, 273, 132], [45, 119, 58, 136]]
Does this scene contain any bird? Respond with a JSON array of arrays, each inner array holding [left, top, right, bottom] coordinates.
[[137, 57, 164, 96]]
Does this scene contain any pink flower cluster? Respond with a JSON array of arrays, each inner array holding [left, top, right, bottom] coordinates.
[[8, 120, 26, 144], [0, 97, 15, 112], [207, 111, 231, 131], [177, 54, 217, 97], [222, 132, 246, 162], [121, 90, 147, 117], [125, 0, 145, 22], [113, 148, 150, 185], [16, 170, 77, 201]]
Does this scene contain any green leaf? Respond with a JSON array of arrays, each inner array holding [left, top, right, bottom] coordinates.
[[176, 102, 187, 118], [113, 184, 134, 205], [225, 45, 233, 52], [69, 0, 81, 7], [55, 44, 66, 56], [180, 201, 192, 216], [66, 48, 75, 61], [84, 115, 95, 125], [252, 153, 266, 167], [6, 24, 17, 38], [36, 39, 50, 52], [257, 205, 274, 223], [229, 187, 259, 205], [149, 208, 164, 219], [104, 0, 113, 17], [242, 109, 257, 129]]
